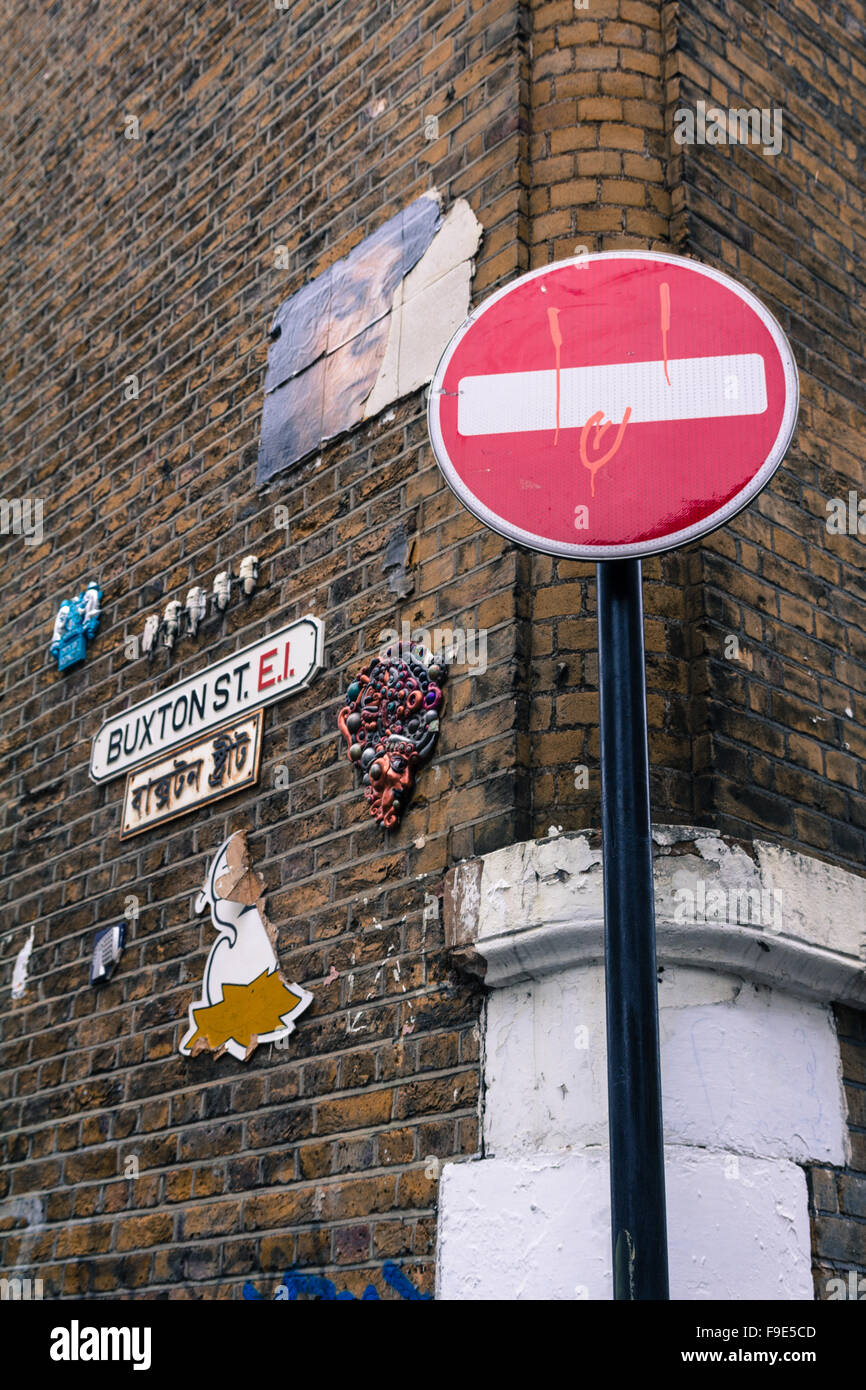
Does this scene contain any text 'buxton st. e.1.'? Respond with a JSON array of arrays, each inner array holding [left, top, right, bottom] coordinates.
[[89, 616, 323, 783]]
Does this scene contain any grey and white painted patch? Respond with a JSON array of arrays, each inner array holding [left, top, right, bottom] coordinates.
[[447, 826, 866, 1003], [258, 192, 482, 483], [0, 1196, 45, 1280], [481, 964, 845, 1165], [0, 1196, 44, 1229]]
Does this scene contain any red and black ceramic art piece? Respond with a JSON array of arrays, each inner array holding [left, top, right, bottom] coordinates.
[[338, 642, 446, 830]]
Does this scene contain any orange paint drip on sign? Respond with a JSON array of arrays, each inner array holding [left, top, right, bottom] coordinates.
[[547, 306, 563, 444], [660, 281, 671, 386]]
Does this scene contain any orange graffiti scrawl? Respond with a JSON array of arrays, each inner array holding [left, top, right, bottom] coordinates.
[[579, 408, 633, 496], [546, 300, 632, 494]]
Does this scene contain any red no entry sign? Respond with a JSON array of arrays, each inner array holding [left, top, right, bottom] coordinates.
[[428, 251, 799, 558]]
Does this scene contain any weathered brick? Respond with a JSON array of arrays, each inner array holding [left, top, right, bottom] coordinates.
[[2, 0, 865, 1305]]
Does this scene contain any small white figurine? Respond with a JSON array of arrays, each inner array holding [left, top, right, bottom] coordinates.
[[51, 602, 72, 654], [80, 582, 102, 631], [142, 614, 160, 656], [185, 586, 207, 635], [213, 570, 231, 612], [239, 555, 259, 597], [162, 600, 182, 650]]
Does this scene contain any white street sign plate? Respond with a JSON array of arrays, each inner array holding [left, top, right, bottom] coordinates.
[[90, 615, 322, 783]]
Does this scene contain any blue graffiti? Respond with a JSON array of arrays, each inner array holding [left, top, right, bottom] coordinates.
[[243, 1261, 430, 1301]]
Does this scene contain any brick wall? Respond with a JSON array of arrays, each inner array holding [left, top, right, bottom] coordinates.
[[670, 4, 866, 1274], [521, 0, 866, 1288], [1, 0, 864, 1299], [525, 0, 722, 842], [672, 0, 866, 869], [525, 0, 866, 875], [809, 1005, 866, 1297]]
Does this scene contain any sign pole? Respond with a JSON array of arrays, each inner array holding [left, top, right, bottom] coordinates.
[[597, 558, 669, 1300]]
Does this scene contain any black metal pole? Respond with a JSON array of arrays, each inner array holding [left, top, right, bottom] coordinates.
[[596, 558, 669, 1300]]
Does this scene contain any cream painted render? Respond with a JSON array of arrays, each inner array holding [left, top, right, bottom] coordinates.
[[437, 827, 866, 1300], [364, 196, 483, 417]]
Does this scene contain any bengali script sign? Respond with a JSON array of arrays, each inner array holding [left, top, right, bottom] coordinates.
[[119, 711, 262, 839]]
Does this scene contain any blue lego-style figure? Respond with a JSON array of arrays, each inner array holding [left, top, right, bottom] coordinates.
[[49, 582, 102, 672]]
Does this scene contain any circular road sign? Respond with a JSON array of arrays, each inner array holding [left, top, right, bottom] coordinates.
[[427, 251, 799, 559]]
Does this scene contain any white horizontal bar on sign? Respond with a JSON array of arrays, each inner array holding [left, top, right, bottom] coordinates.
[[456, 353, 768, 436]]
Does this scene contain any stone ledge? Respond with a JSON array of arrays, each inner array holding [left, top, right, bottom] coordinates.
[[443, 826, 866, 1003]]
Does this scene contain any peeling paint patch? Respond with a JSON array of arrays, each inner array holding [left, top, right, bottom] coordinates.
[[0, 1195, 44, 1228], [364, 198, 482, 419], [423, 893, 440, 932], [11, 928, 34, 999], [382, 524, 415, 599], [486, 878, 511, 901], [454, 828, 865, 1001], [443, 859, 483, 951]]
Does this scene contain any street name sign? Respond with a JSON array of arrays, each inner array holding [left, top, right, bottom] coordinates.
[[90, 615, 323, 783], [119, 711, 263, 839]]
